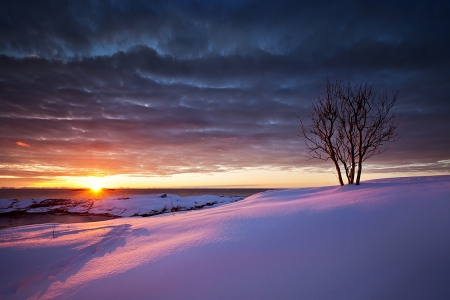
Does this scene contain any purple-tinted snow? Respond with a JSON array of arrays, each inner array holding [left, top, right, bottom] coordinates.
[[0, 175, 449, 300]]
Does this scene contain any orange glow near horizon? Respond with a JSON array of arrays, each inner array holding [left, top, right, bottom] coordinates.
[[90, 186, 103, 193], [2, 168, 443, 189], [88, 177, 103, 192]]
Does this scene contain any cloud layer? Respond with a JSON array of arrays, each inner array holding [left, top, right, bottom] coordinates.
[[0, 0, 449, 184]]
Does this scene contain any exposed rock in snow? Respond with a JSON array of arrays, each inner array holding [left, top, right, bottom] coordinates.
[[0, 194, 246, 217]]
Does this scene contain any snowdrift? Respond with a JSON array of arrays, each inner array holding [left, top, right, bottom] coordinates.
[[1, 176, 449, 300]]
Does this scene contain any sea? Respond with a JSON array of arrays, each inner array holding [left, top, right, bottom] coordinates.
[[0, 188, 272, 201]]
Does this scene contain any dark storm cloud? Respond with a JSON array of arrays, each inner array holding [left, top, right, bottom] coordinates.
[[0, 0, 449, 181], [3, 0, 449, 60]]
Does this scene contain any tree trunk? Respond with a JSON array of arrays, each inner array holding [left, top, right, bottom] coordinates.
[[350, 146, 356, 184], [355, 130, 363, 185], [356, 131, 362, 185], [356, 160, 362, 185], [349, 166, 354, 184], [333, 159, 344, 186], [342, 161, 351, 184]]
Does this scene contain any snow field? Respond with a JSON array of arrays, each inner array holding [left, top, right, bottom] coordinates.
[[0, 175, 449, 299]]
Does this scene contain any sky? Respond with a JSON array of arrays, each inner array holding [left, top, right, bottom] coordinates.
[[0, 0, 449, 188]]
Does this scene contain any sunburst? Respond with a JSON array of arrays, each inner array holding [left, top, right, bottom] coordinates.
[[89, 178, 103, 193]]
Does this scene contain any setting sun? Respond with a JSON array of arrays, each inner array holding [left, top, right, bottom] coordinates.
[[89, 178, 103, 192], [90, 185, 102, 192]]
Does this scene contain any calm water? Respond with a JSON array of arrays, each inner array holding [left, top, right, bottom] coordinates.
[[0, 188, 272, 201]]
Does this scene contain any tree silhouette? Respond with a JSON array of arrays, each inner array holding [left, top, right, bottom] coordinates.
[[299, 77, 399, 185]]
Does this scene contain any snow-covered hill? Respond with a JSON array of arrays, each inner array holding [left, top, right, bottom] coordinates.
[[1, 176, 449, 299]]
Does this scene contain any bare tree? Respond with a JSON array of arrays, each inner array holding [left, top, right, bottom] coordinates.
[[299, 77, 399, 186], [346, 83, 399, 185], [298, 77, 344, 186], [336, 80, 358, 184]]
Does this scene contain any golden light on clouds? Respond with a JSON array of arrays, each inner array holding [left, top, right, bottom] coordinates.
[[22, 169, 340, 189], [16, 141, 30, 147]]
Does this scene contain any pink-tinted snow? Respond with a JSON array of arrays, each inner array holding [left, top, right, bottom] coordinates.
[[0, 175, 449, 299]]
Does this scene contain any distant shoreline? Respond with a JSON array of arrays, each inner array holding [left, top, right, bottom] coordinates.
[[0, 188, 271, 200], [0, 213, 116, 230], [0, 192, 254, 230]]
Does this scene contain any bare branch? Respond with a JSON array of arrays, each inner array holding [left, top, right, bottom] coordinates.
[[297, 76, 399, 186]]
